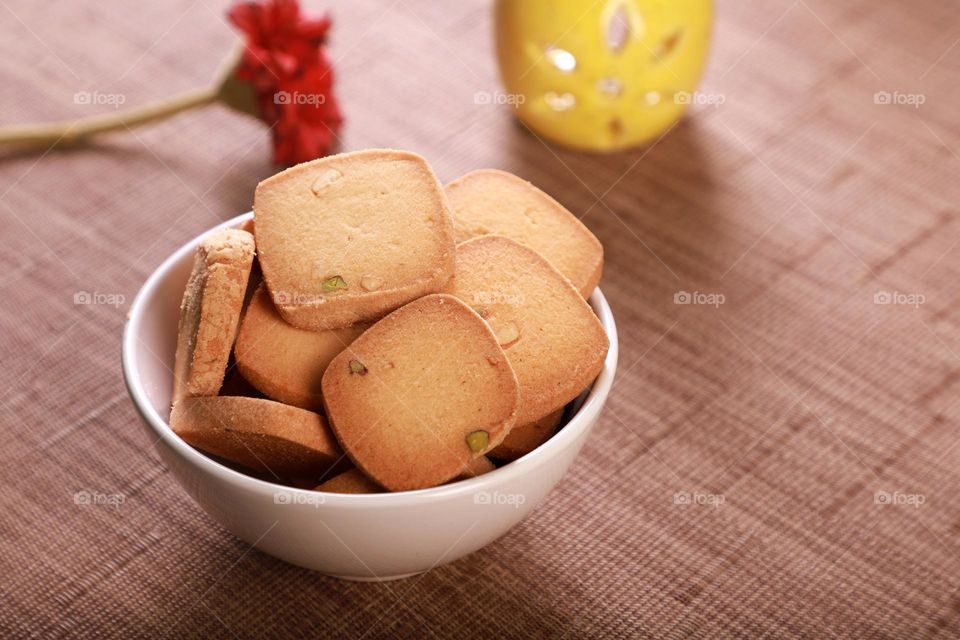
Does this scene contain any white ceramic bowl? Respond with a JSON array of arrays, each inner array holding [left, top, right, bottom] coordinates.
[[122, 212, 618, 581]]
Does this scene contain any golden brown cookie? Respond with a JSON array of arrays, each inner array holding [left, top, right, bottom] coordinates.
[[235, 283, 368, 410], [170, 396, 344, 479], [314, 468, 384, 494], [254, 149, 456, 330], [489, 408, 564, 461], [322, 294, 520, 491], [445, 169, 603, 297], [172, 229, 255, 404], [456, 456, 496, 479], [452, 236, 608, 424]]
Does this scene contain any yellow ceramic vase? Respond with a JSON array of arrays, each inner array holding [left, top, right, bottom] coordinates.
[[495, 0, 712, 152]]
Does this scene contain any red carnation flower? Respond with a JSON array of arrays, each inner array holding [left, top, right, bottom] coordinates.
[[0, 0, 345, 165], [228, 0, 344, 165]]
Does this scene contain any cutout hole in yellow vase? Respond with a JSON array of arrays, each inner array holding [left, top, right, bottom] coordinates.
[[495, 0, 713, 152]]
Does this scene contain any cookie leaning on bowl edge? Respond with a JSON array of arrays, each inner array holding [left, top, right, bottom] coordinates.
[[172, 228, 255, 405]]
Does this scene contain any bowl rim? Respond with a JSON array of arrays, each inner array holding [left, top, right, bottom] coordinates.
[[122, 212, 619, 508]]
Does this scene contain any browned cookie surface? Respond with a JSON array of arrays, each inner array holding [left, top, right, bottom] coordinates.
[[170, 396, 343, 479], [455, 456, 496, 480], [314, 468, 384, 494], [322, 294, 520, 491], [446, 169, 603, 297], [173, 229, 255, 404], [452, 236, 608, 424], [254, 149, 456, 330], [489, 408, 565, 461], [235, 283, 368, 410]]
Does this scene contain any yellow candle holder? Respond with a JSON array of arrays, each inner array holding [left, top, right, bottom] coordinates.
[[495, 0, 713, 152]]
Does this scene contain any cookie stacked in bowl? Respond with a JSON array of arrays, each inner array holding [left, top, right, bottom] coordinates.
[[170, 149, 608, 493]]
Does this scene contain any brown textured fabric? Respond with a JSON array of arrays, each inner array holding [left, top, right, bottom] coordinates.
[[2, 0, 960, 637]]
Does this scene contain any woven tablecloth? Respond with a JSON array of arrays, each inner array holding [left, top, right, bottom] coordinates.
[[2, 0, 960, 637]]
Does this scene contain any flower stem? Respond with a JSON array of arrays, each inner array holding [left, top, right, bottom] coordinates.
[[0, 84, 220, 149]]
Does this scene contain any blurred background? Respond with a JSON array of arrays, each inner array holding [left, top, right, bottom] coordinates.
[[3, 1, 960, 637]]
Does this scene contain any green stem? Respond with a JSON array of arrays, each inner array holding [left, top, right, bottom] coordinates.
[[0, 84, 220, 148]]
